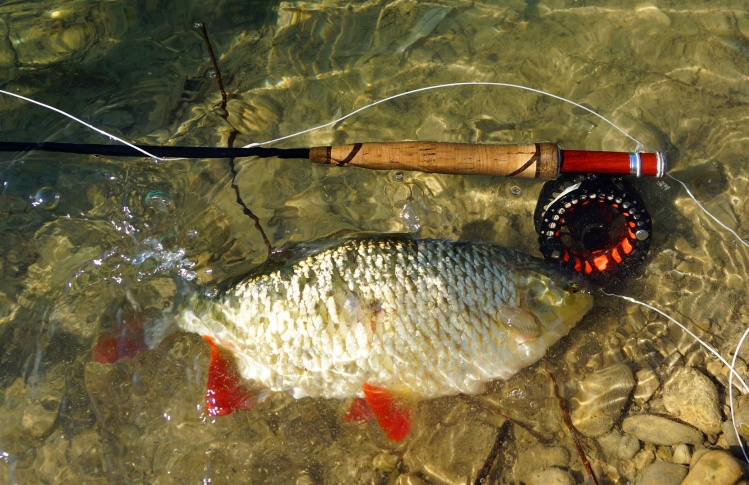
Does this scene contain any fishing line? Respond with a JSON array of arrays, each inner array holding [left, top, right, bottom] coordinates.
[[667, 173, 749, 250], [601, 291, 749, 393], [603, 290, 749, 459], [0, 89, 167, 160], [243, 81, 646, 152], [730, 326, 749, 463]]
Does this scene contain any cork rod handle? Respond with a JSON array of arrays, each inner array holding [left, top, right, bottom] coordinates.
[[309, 142, 560, 178]]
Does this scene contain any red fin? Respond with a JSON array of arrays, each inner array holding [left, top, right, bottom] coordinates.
[[93, 314, 147, 364], [203, 336, 257, 416], [362, 383, 412, 441], [343, 397, 376, 424]]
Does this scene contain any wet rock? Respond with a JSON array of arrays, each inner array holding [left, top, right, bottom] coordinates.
[[597, 430, 623, 460], [514, 446, 569, 482], [672, 443, 691, 465], [621, 415, 703, 445], [633, 368, 660, 404], [372, 452, 399, 472], [681, 450, 744, 485], [722, 420, 742, 450], [662, 367, 721, 435], [0, 364, 65, 440], [526, 466, 575, 485], [570, 363, 635, 437], [402, 420, 497, 483], [635, 461, 687, 485], [395, 474, 428, 485], [617, 434, 641, 460], [632, 449, 656, 470], [732, 397, 749, 441]]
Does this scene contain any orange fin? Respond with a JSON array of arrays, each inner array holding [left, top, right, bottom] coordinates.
[[93, 314, 147, 364], [362, 383, 412, 441], [203, 336, 257, 416], [343, 397, 376, 423]]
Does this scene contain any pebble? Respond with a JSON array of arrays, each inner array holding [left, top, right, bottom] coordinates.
[[513, 446, 569, 481], [621, 415, 703, 446], [681, 450, 744, 485], [672, 443, 691, 465], [617, 434, 641, 460], [526, 467, 575, 485], [372, 452, 399, 472], [732, 398, 749, 441], [634, 4, 672, 27], [635, 461, 687, 485], [402, 421, 497, 483], [570, 363, 635, 437], [394, 474, 428, 485], [662, 367, 722, 435], [633, 368, 660, 404]]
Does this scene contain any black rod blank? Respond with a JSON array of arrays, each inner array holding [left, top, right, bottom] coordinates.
[[0, 141, 310, 160]]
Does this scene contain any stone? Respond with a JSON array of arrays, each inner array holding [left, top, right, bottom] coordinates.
[[617, 434, 640, 460], [681, 450, 744, 485], [672, 444, 691, 465], [526, 467, 575, 485], [372, 452, 399, 472], [662, 367, 722, 435], [570, 363, 635, 437], [635, 461, 687, 485], [402, 420, 497, 483], [621, 415, 703, 446], [633, 368, 660, 404], [514, 446, 570, 482]]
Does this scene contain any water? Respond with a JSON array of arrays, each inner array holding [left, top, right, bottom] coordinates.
[[1, 0, 748, 483]]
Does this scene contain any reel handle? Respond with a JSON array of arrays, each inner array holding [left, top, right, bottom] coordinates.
[[309, 142, 666, 178]]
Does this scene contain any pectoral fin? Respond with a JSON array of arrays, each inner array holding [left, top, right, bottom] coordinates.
[[203, 336, 259, 416], [362, 383, 413, 441], [93, 312, 147, 364]]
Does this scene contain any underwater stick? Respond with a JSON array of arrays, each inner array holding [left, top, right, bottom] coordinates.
[[0, 140, 665, 178]]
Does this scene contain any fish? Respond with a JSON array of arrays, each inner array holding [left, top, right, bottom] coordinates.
[[176, 237, 593, 440]]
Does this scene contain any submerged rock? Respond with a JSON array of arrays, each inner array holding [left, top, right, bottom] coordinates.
[[635, 461, 687, 485], [621, 415, 703, 445], [402, 419, 497, 483], [681, 450, 744, 485], [570, 363, 635, 438], [662, 367, 721, 435], [526, 466, 575, 485]]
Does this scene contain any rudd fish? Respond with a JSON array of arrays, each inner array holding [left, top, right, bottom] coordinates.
[[174, 237, 593, 440]]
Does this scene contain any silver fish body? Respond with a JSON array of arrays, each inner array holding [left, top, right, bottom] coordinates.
[[178, 238, 593, 400]]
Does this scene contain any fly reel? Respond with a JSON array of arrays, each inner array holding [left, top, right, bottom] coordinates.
[[534, 174, 652, 282]]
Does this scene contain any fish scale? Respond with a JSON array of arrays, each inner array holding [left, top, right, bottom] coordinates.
[[178, 237, 593, 400]]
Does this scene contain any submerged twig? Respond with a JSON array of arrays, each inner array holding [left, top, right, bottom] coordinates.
[[195, 21, 228, 111], [546, 367, 599, 485], [195, 22, 274, 259], [473, 420, 511, 485]]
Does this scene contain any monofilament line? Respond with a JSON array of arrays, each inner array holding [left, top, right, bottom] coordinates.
[[0, 89, 167, 161], [667, 173, 749, 250], [601, 290, 749, 393], [244, 81, 646, 152], [730, 326, 749, 463]]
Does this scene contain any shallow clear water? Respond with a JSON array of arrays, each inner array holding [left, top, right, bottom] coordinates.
[[1, 0, 748, 483]]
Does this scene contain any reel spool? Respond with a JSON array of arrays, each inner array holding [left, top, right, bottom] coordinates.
[[534, 174, 652, 282]]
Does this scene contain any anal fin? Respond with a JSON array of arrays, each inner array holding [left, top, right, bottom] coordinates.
[[203, 336, 258, 416], [362, 383, 413, 441]]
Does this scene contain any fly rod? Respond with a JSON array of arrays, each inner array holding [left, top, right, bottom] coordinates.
[[0, 140, 666, 178]]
